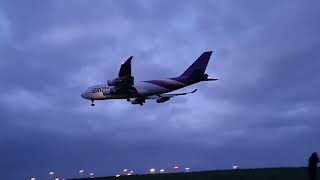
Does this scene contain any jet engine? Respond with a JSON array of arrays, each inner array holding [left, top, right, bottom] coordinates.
[[129, 98, 145, 105], [102, 87, 117, 95], [107, 78, 122, 86], [107, 76, 134, 87], [156, 97, 170, 103], [204, 73, 209, 79]]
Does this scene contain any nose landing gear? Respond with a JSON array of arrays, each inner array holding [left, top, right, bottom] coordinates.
[[91, 100, 95, 106]]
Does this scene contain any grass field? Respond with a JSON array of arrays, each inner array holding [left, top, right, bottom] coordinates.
[[68, 167, 320, 180]]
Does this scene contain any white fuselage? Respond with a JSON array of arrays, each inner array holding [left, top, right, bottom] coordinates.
[[81, 78, 188, 100]]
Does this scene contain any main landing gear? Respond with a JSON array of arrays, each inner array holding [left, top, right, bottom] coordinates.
[[91, 100, 95, 106]]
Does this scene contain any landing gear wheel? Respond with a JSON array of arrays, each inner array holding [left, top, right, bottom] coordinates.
[[91, 100, 95, 106]]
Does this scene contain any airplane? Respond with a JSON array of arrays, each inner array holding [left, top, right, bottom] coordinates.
[[81, 51, 218, 106]]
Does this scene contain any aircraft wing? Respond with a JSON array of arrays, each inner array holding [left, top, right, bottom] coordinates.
[[107, 56, 139, 96], [119, 56, 133, 78], [146, 89, 197, 103], [158, 89, 197, 98]]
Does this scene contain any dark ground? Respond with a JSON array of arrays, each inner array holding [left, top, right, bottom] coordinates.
[[68, 167, 320, 180]]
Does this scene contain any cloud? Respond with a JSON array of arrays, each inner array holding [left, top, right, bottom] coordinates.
[[0, 0, 320, 179], [0, 9, 12, 45], [1, 88, 52, 110]]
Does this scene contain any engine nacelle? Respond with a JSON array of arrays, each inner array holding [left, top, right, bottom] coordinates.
[[130, 99, 141, 104], [129, 98, 145, 105], [156, 97, 170, 103], [107, 76, 134, 86], [107, 78, 122, 86], [102, 89, 110, 96], [102, 87, 117, 95]]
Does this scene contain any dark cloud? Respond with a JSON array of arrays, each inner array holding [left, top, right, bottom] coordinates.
[[0, 0, 320, 179]]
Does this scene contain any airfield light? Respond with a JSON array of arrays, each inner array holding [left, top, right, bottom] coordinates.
[[129, 170, 134, 174], [174, 166, 179, 170], [149, 168, 156, 173], [160, 169, 165, 173], [31, 178, 36, 180], [232, 165, 239, 170], [185, 167, 190, 172], [115, 174, 121, 177], [54, 178, 59, 180], [123, 169, 128, 172], [79, 169, 85, 177], [89, 172, 94, 177], [127, 173, 132, 176], [49, 172, 55, 175]]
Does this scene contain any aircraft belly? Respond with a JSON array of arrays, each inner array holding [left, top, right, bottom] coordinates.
[[92, 92, 128, 100], [91, 81, 179, 100], [135, 81, 169, 96]]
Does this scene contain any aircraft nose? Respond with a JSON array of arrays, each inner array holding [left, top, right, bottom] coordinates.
[[81, 91, 89, 99]]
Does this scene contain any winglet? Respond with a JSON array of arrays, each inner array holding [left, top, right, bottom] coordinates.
[[191, 89, 198, 93]]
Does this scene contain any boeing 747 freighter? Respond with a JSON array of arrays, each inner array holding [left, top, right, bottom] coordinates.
[[81, 51, 217, 106]]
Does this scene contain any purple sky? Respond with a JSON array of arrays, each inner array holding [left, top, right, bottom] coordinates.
[[1, 0, 320, 179]]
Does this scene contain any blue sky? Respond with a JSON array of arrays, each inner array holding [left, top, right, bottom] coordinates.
[[1, 0, 320, 179]]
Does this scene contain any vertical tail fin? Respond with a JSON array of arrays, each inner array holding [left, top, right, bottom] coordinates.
[[181, 51, 212, 77]]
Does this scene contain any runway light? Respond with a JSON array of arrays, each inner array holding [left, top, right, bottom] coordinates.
[[89, 172, 94, 177], [49, 172, 55, 175], [232, 165, 239, 170], [123, 169, 128, 172], [149, 168, 156, 173], [54, 178, 59, 180], [160, 169, 165, 173], [129, 170, 134, 174], [174, 166, 179, 170], [79, 169, 85, 173], [31, 178, 36, 180], [127, 173, 132, 176], [115, 174, 121, 177], [185, 167, 190, 172]]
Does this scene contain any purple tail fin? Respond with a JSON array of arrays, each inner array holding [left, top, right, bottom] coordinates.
[[181, 51, 212, 77]]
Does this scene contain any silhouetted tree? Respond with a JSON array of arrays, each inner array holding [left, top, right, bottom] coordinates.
[[308, 152, 319, 180]]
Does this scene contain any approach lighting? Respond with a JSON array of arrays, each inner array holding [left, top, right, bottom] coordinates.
[[149, 168, 156, 173]]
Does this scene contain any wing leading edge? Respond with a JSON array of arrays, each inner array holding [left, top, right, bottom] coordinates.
[[107, 56, 139, 97], [157, 89, 197, 98], [145, 89, 198, 103]]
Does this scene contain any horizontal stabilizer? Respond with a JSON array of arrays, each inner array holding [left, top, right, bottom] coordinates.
[[205, 77, 218, 81]]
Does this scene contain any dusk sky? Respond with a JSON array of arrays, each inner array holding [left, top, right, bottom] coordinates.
[[1, 0, 320, 179]]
